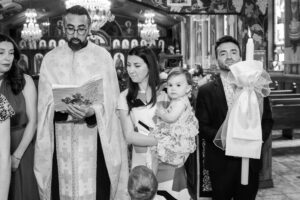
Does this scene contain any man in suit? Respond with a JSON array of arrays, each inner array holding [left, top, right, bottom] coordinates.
[[195, 35, 273, 200]]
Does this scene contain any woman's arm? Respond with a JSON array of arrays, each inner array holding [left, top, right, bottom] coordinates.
[[156, 101, 185, 123], [119, 109, 157, 146], [12, 75, 37, 171], [0, 118, 11, 200]]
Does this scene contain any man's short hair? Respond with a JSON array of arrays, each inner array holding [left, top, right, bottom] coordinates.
[[64, 5, 91, 25], [215, 35, 241, 58], [128, 166, 158, 200]]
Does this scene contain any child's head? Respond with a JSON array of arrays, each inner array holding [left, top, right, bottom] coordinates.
[[128, 165, 158, 200], [166, 68, 192, 100]]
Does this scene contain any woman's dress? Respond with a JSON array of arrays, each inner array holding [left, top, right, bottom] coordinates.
[[0, 79, 39, 200], [117, 89, 190, 199]]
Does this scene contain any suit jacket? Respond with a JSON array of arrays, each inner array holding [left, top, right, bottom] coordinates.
[[196, 76, 273, 173]]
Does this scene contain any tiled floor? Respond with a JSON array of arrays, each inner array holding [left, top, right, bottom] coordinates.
[[256, 131, 300, 200]]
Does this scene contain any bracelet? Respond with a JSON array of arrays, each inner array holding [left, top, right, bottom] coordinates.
[[12, 155, 21, 160]]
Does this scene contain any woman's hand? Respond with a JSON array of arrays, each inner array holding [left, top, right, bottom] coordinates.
[[11, 155, 21, 172], [155, 106, 166, 118]]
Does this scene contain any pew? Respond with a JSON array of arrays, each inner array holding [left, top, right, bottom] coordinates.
[[269, 93, 300, 99], [270, 96, 300, 139], [270, 82, 297, 94]]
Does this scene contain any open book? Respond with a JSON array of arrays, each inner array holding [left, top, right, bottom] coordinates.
[[52, 76, 104, 111]]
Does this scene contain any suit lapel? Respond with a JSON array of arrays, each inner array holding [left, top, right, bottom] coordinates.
[[214, 77, 228, 117]]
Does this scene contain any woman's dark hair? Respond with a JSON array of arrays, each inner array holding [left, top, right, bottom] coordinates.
[[126, 46, 160, 112], [167, 68, 193, 86], [0, 34, 25, 95], [215, 35, 241, 58]]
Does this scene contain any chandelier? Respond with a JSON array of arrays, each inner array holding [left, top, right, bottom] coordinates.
[[138, 11, 160, 43], [65, 0, 115, 30], [21, 9, 42, 41]]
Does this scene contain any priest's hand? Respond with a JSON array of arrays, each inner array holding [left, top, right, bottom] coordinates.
[[66, 104, 95, 120]]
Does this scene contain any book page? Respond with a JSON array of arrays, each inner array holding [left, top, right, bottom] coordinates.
[[52, 76, 104, 111]]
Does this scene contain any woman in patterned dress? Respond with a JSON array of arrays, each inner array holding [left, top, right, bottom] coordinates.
[[0, 34, 39, 200], [0, 94, 14, 200]]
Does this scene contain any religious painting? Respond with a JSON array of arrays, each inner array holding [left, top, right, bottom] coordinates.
[[113, 52, 127, 92], [49, 39, 57, 49], [39, 40, 47, 49], [34, 53, 44, 75], [58, 39, 66, 47], [140, 39, 147, 47], [124, 20, 135, 36], [131, 39, 139, 48], [112, 39, 121, 49], [122, 39, 130, 49], [55, 20, 64, 37], [158, 39, 165, 51], [19, 40, 27, 50], [285, 0, 300, 48], [113, 53, 125, 70], [167, 0, 191, 6], [28, 40, 37, 50], [19, 54, 29, 73]]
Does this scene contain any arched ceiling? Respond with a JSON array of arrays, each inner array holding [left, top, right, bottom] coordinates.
[[0, 0, 182, 28]]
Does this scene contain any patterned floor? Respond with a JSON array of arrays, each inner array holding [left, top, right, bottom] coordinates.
[[256, 130, 300, 200]]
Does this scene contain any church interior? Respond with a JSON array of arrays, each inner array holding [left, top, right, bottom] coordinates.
[[1, 0, 300, 199]]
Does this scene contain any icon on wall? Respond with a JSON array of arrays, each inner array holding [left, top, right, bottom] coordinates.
[[122, 39, 130, 49], [34, 53, 44, 75], [114, 53, 125, 69], [19, 54, 29, 73], [58, 39, 66, 47], [49, 39, 57, 49], [112, 39, 121, 49], [19, 40, 27, 50], [131, 39, 139, 48], [124, 20, 135, 36], [140, 39, 147, 47], [39, 40, 47, 49], [158, 39, 165, 52]]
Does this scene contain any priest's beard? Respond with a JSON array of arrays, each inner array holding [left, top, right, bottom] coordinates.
[[68, 38, 88, 51]]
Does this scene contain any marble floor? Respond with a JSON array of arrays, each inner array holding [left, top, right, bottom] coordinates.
[[256, 131, 300, 200]]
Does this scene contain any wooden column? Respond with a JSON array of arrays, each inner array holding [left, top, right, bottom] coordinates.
[[190, 16, 195, 69], [259, 0, 274, 189], [181, 20, 186, 65], [201, 18, 208, 69], [259, 134, 274, 188], [216, 15, 224, 40]]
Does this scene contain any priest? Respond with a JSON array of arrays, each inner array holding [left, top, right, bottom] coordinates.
[[34, 5, 129, 200]]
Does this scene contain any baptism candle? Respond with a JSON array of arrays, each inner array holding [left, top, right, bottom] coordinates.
[[246, 27, 254, 60], [241, 27, 254, 186]]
